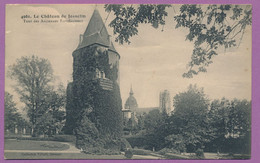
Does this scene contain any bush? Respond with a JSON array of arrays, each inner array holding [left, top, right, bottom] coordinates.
[[125, 135, 147, 149], [125, 149, 133, 159], [120, 138, 132, 151], [74, 115, 100, 150], [195, 148, 205, 159]]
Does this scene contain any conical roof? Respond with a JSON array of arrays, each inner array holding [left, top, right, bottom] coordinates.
[[76, 9, 119, 55]]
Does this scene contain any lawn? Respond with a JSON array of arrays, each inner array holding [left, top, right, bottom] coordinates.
[[5, 139, 70, 151]]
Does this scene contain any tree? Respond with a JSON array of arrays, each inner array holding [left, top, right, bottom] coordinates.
[[8, 55, 54, 136], [168, 85, 212, 152], [143, 109, 163, 133], [207, 98, 230, 152], [4, 92, 23, 133], [105, 4, 252, 77], [207, 98, 251, 154], [36, 85, 66, 136], [227, 99, 251, 138]]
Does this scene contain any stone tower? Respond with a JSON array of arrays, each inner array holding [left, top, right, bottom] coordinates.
[[64, 9, 122, 138], [159, 90, 172, 115]]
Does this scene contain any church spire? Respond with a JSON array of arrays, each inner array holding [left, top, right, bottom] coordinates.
[[130, 85, 134, 96]]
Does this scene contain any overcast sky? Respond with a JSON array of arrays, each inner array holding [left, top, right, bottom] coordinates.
[[5, 4, 251, 111]]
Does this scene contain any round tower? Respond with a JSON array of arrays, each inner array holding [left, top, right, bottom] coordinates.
[[65, 9, 122, 138]]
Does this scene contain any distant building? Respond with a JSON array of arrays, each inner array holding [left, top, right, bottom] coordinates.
[[159, 90, 173, 115], [122, 86, 138, 125]]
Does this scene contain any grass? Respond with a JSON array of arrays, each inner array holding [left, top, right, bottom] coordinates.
[[5, 139, 70, 151]]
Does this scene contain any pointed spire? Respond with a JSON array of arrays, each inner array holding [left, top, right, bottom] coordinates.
[[130, 85, 134, 96], [83, 9, 109, 38], [76, 9, 119, 56]]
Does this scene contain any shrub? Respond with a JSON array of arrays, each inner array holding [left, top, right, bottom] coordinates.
[[74, 115, 100, 150], [195, 148, 205, 159], [125, 135, 147, 149], [125, 149, 133, 159], [120, 138, 132, 151]]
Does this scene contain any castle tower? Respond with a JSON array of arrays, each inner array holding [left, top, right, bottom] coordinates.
[[64, 9, 122, 138]]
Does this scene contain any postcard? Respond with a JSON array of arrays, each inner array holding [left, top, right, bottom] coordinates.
[[1, 2, 258, 162]]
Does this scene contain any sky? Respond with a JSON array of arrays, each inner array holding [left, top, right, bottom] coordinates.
[[5, 4, 251, 112]]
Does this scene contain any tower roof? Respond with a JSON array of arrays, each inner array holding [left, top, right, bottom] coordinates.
[[125, 86, 138, 110], [76, 9, 119, 55]]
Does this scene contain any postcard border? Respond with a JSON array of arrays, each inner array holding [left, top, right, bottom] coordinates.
[[0, 0, 259, 163]]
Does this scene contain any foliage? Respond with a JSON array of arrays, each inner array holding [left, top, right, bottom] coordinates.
[[105, 4, 170, 44], [68, 45, 122, 142], [8, 55, 66, 137], [8, 55, 53, 136], [174, 5, 251, 77], [120, 138, 132, 151], [169, 85, 212, 152], [105, 4, 252, 77], [123, 85, 251, 155], [165, 134, 186, 153], [74, 111, 100, 149], [143, 109, 163, 133], [92, 82, 123, 138], [206, 98, 251, 153], [4, 92, 26, 132], [195, 148, 205, 159], [125, 149, 133, 159], [125, 135, 147, 149]]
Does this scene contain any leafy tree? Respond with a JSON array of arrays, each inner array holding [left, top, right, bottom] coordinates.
[[207, 98, 251, 154], [140, 109, 169, 150], [143, 109, 163, 133], [105, 4, 252, 77], [4, 92, 23, 132], [8, 55, 63, 136], [136, 114, 145, 131], [165, 134, 186, 153], [227, 99, 251, 138], [207, 98, 230, 152], [168, 85, 212, 152], [36, 86, 66, 136]]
